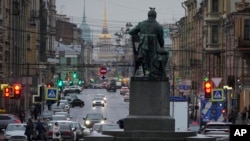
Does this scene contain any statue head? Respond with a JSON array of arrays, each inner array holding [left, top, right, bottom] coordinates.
[[148, 7, 157, 19]]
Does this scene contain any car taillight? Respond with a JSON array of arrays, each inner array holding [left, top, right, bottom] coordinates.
[[48, 131, 53, 136], [63, 131, 71, 135], [14, 119, 21, 123]]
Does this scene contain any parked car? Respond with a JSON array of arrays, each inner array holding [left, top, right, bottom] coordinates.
[[92, 97, 105, 107], [40, 110, 53, 120], [93, 123, 120, 133], [2, 123, 27, 141], [70, 98, 85, 108], [0, 114, 21, 129], [120, 87, 129, 95], [123, 92, 130, 102], [52, 114, 69, 121], [54, 111, 71, 119], [83, 113, 106, 128], [201, 121, 231, 141], [47, 120, 75, 140]]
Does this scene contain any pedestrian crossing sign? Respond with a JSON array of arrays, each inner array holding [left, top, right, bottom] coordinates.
[[211, 88, 224, 102], [45, 87, 59, 100]]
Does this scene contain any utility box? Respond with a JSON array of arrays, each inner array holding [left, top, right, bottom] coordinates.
[[170, 96, 188, 131]]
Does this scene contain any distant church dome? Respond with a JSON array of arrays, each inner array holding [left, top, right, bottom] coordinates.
[[80, 0, 91, 43]]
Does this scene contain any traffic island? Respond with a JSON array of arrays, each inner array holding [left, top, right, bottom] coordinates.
[[85, 77, 205, 141]]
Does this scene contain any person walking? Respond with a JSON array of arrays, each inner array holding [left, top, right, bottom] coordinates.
[[19, 108, 25, 123], [52, 122, 61, 141], [228, 108, 237, 124], [25, 118, 34, 141], [36, 119, 47, 141]]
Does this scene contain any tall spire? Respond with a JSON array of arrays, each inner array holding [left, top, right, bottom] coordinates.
[[102, 0, 108, 34], [83, 0, 86, 22]]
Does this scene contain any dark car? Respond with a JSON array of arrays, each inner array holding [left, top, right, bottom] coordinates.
[[70, 98, 85, 108], [0, 114, 21, 129], [83, 113, 106, 128], [106, 80, 116, 92]]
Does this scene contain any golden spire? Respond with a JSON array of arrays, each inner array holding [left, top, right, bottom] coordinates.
[[99, 0, 111, 39]]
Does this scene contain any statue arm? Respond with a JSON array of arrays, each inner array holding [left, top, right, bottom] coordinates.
[[128, 23, 141, 35], [157, 26, 165, 47]]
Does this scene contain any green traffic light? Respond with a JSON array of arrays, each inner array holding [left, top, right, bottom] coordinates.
[[73, 72, 77, 78]]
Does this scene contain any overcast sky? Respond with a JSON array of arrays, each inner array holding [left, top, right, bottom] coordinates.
[[56, 0, 186, 41]]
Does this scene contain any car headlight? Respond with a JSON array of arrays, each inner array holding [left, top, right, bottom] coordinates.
[[101, 101, 104, 104], [92, 101, 96, 103], [104, 98, 107, 100], [100, 120, 105, 124], [85, 120, 90, 125]]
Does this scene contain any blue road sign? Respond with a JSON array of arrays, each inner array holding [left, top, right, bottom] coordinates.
[[45, 87, 58, 100], [211, 89, 224, 102]]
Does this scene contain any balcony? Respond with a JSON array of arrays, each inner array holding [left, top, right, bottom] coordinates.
[[204, 43, 225, 54]]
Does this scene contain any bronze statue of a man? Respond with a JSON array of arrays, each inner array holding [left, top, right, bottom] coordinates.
[[129, 8, 168, 77]]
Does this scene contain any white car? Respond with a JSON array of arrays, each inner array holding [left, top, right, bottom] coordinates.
[[95, 94, 107, 103], [3, 123, 27, 141], [92, 97, 105, 107], [201, 122, 231, 141], [63, 85, 81, 94]]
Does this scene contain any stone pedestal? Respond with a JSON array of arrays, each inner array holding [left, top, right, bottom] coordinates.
[[85, 77, 198, 141], [124, 77, 175, 131]]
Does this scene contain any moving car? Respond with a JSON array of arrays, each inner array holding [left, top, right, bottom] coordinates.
[[70, 98, 85, 107], [120, 87, 129, 95], [201, 121, 231, 141], [63, 85, 81, 94], [83, 113, 106, 128], [2, 123, 27, 141], [106, 80, 117, 92], [0, 114, 21, 129], [94, 94, 107, 103], [92, 97, 105, 107]]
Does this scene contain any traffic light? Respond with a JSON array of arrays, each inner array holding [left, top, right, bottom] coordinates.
[[13, 84, 22, 99], [73, 72, 77, 78], [204, 81, 212, 98], [47, 82, 54, 88], [222, 108, 226, 114], [58, 79, 63, 87], [3, 87, 11, 98]]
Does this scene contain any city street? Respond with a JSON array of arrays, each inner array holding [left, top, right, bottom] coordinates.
[[0, 88, 129, 139]]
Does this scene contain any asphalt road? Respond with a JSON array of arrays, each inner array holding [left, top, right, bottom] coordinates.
[[0, 88, 129, 140]]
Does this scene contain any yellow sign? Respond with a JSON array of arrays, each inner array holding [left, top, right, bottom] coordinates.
[[0, 84, 9, 90]]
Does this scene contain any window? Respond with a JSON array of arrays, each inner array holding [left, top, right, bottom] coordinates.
[[66, 58, 71, 66], [212, 0, 219, 13], [244, 19, 250, 39], [211, 25, 219, 44]]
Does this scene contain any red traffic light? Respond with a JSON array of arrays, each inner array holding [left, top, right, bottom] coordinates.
[[14, 85, 21, 95], [204, 81, 212, 98], [4, 87, 10, 97]]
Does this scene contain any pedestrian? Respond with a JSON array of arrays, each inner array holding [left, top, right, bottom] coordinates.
[[19, 108, 25, 123], [36, 119, 47, 141], [228, 108, 237, 124], [248, 105, 250, 120], [52, 122, 61, 141], [73, 127, 77, 141], [241, 106, 248, 124], [25, 118, 34, 141]]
